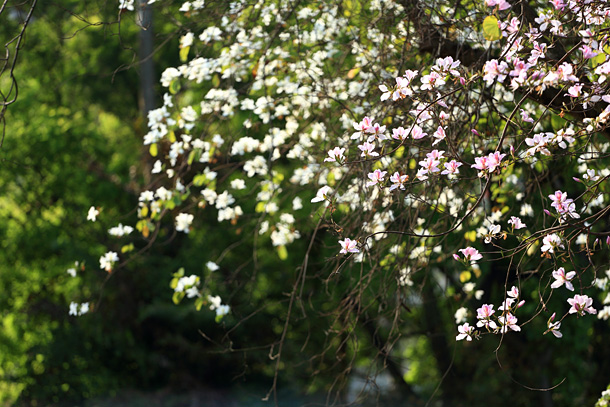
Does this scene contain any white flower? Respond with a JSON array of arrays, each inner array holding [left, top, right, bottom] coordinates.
[[454, 307, 468, 324], [175, 213, 194, 233], [119, 0, 135, 11], [99, 251, 119, 272], [292, 197, 303, 210], [520, 203, 534, 217], [87, 206, 99, 222], [215, 304, 230, 317], [598, 306, 610, 320], [180, 32, 194, 48], [69, 302, 79, 316], [152, 160, 163, 174], [67, 268, 77, 278], [108, 223, 134, 237], [230, 179, 246, 190], [69, 302, 90, 316], [311, 186, 332, 203], [206, 261, 219, 271], [80, 303, 90, 315], [208, 295, 222, 310]]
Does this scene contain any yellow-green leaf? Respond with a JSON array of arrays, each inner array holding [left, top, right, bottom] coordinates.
[[149, 143, 158, 157], [482, 16, 502, 41], [179, 46, 190, 62], [464, 230, 477, 242], [460, 271, 472, 283], [277, 245, 288, 260], [172, 292, 184, 305], [255, 202, 265, 213]]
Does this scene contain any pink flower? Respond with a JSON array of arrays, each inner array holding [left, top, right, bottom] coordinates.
[[420, 71, 445, 90], [351, 117, 373, 139], [541, 233, 564, 254], [392, 127, 409, 141], [499, 313, 520, 333], [389, 172, 408, 191], [485, 0, 510, 10], [456, 323, 475, 341], [508, 216, 526, 229], [567, 294, 597, 315], [520, 109, 535, 123], [339, 238, 359, 254], [324, 147, 346, 163], [365, 122, 388, 142], [486, 152, 506, 172], [549, 190, 579, 221], [507, 286, 519, 298], [432, 126, 447, 146], [471, 151, 506, 176], [546, 313, 562, 338], [471, 156, 488, 172], [366, 169, 387, 187], [441, 160, 462, 176], [458, 247, 483, 262], [551, 267, 576, 291], [580, 45, 598, 59], [358, 142, 379, 158], [418, 157, 440, 175], [410, 124, 427, 139], [476, 304, 498, 329], [498, 298, 515, 311], [427, 149, 445, 160]]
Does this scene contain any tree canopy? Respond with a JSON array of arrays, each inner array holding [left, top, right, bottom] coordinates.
[[1, 0, 610, 406]]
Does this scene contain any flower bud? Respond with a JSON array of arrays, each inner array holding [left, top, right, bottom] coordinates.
[[459, 77, 466, 86], [543, 209, 551, 216], [518, 300, 525, 308], [453, 254, 461, 261]]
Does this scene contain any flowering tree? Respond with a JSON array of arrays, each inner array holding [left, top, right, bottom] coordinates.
[[73, 0, 610, 403]]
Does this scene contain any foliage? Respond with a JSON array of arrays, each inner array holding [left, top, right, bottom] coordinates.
[[2, 0, 610, 406]]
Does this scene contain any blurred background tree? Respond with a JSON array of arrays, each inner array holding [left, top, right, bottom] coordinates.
[[0, 1, 609, 407]]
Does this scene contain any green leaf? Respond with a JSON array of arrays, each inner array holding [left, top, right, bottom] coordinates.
[[169, 79, 181, 95], [482, 16, 502, 41], [121, 243, 134, 254], [187, 150, 196, 166], [193, 174, 207, 187], [179, 46, 190, 63], [551, 114, 566, 131], [149, 143, 158, 157], [195, 297, 204, 311]]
